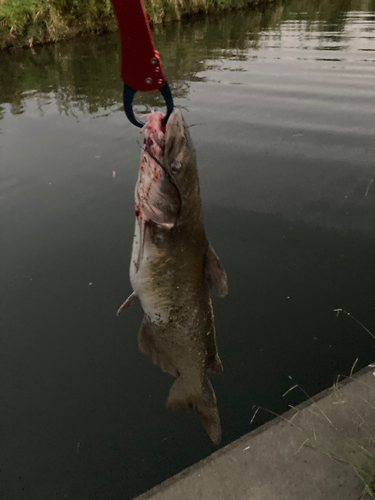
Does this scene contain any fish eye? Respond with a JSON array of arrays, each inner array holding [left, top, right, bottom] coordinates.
[[171, 160, 182, 173]]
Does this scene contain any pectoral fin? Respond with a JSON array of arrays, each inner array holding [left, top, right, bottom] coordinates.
[[116, 291, 138, 316], [204, 245, 228, 298]]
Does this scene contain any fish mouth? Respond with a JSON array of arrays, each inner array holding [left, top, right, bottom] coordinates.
[[136, 112, 181, 227], [164, 108, 186, 152]]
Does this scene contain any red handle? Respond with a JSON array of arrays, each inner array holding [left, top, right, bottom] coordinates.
[[111, 0, 167, 92]]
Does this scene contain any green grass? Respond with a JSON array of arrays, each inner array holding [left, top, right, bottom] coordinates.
[[2, 0, 374, 49], [0, 0, 116, 48], [0, 0, 274, 49]]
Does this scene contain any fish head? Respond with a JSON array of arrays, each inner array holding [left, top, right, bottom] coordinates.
[[136, 109, 201, 229], [164, 109, 201, 220], [137, 112, 181, 228]]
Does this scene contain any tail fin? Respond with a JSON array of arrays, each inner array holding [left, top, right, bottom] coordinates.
[[166, 376, 222, 444]]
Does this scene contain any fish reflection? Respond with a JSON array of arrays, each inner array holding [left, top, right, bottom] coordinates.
[[117, 110, 228, 443]]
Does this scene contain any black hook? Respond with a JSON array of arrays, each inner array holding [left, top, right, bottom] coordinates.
[[123, 81, 174, 128]]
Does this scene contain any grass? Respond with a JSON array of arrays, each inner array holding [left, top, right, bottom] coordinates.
[[2, 0, 374, 49], [251, 309, 375, 499], [0, 0, 117, 48], [0, 0, 275, 49]]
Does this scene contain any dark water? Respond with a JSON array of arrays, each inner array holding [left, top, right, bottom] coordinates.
[[1, 0, 375, 498]]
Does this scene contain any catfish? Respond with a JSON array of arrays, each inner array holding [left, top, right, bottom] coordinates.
[[118, 109, 228, 443]]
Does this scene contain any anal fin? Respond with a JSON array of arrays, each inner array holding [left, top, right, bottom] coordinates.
[[138, 319, 179, 377]]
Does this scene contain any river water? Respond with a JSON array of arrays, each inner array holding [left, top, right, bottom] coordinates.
[[1, 0, 375, 498]]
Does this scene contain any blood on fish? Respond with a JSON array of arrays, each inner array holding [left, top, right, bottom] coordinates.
[[135, 204, 142, 219]]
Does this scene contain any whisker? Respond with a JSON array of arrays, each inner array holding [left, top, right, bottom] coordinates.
[[188, 123, 205, 128], [145, 138, 166, 171]]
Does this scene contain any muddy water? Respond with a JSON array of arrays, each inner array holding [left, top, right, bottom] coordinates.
[[1, 0, 375, 498]]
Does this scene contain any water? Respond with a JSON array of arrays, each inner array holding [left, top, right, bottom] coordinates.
[[1, 0, 375, 498]]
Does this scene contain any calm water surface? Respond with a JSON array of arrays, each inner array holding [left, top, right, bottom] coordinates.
[[1, 0, 375, 498]]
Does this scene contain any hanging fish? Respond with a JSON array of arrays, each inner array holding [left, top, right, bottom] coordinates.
[[118, 109, 228, 443]]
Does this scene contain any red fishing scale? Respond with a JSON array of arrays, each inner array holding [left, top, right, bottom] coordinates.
[[111, 0, 174, 127]]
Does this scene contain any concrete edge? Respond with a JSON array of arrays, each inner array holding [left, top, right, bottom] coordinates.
[[134, 363, 375, 500]]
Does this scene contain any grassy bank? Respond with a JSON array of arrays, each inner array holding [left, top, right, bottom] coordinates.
[[0, 0, 274, 50]]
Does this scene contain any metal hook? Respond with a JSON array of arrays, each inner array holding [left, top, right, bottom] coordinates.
[[123, 81, 174, 128]]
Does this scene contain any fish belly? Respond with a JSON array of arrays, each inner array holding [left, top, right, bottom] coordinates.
[[129, 219, 172, 325]]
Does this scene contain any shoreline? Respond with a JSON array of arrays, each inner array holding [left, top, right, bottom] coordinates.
[[135, 364, 375, 500], [0, 0, 275, 52]]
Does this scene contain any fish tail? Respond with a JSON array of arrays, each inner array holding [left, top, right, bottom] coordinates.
[[166, 376, 222, 444]]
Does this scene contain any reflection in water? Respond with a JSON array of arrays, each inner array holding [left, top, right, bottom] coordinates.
[[117, 110, 228, 444], [0, 0, 374, 119]]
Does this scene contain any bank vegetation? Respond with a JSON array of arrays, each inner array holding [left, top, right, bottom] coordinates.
[[0, 0, 274, 50]]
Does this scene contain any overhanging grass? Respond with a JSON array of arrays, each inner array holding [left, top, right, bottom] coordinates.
[[0, 0, 274, 49]]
